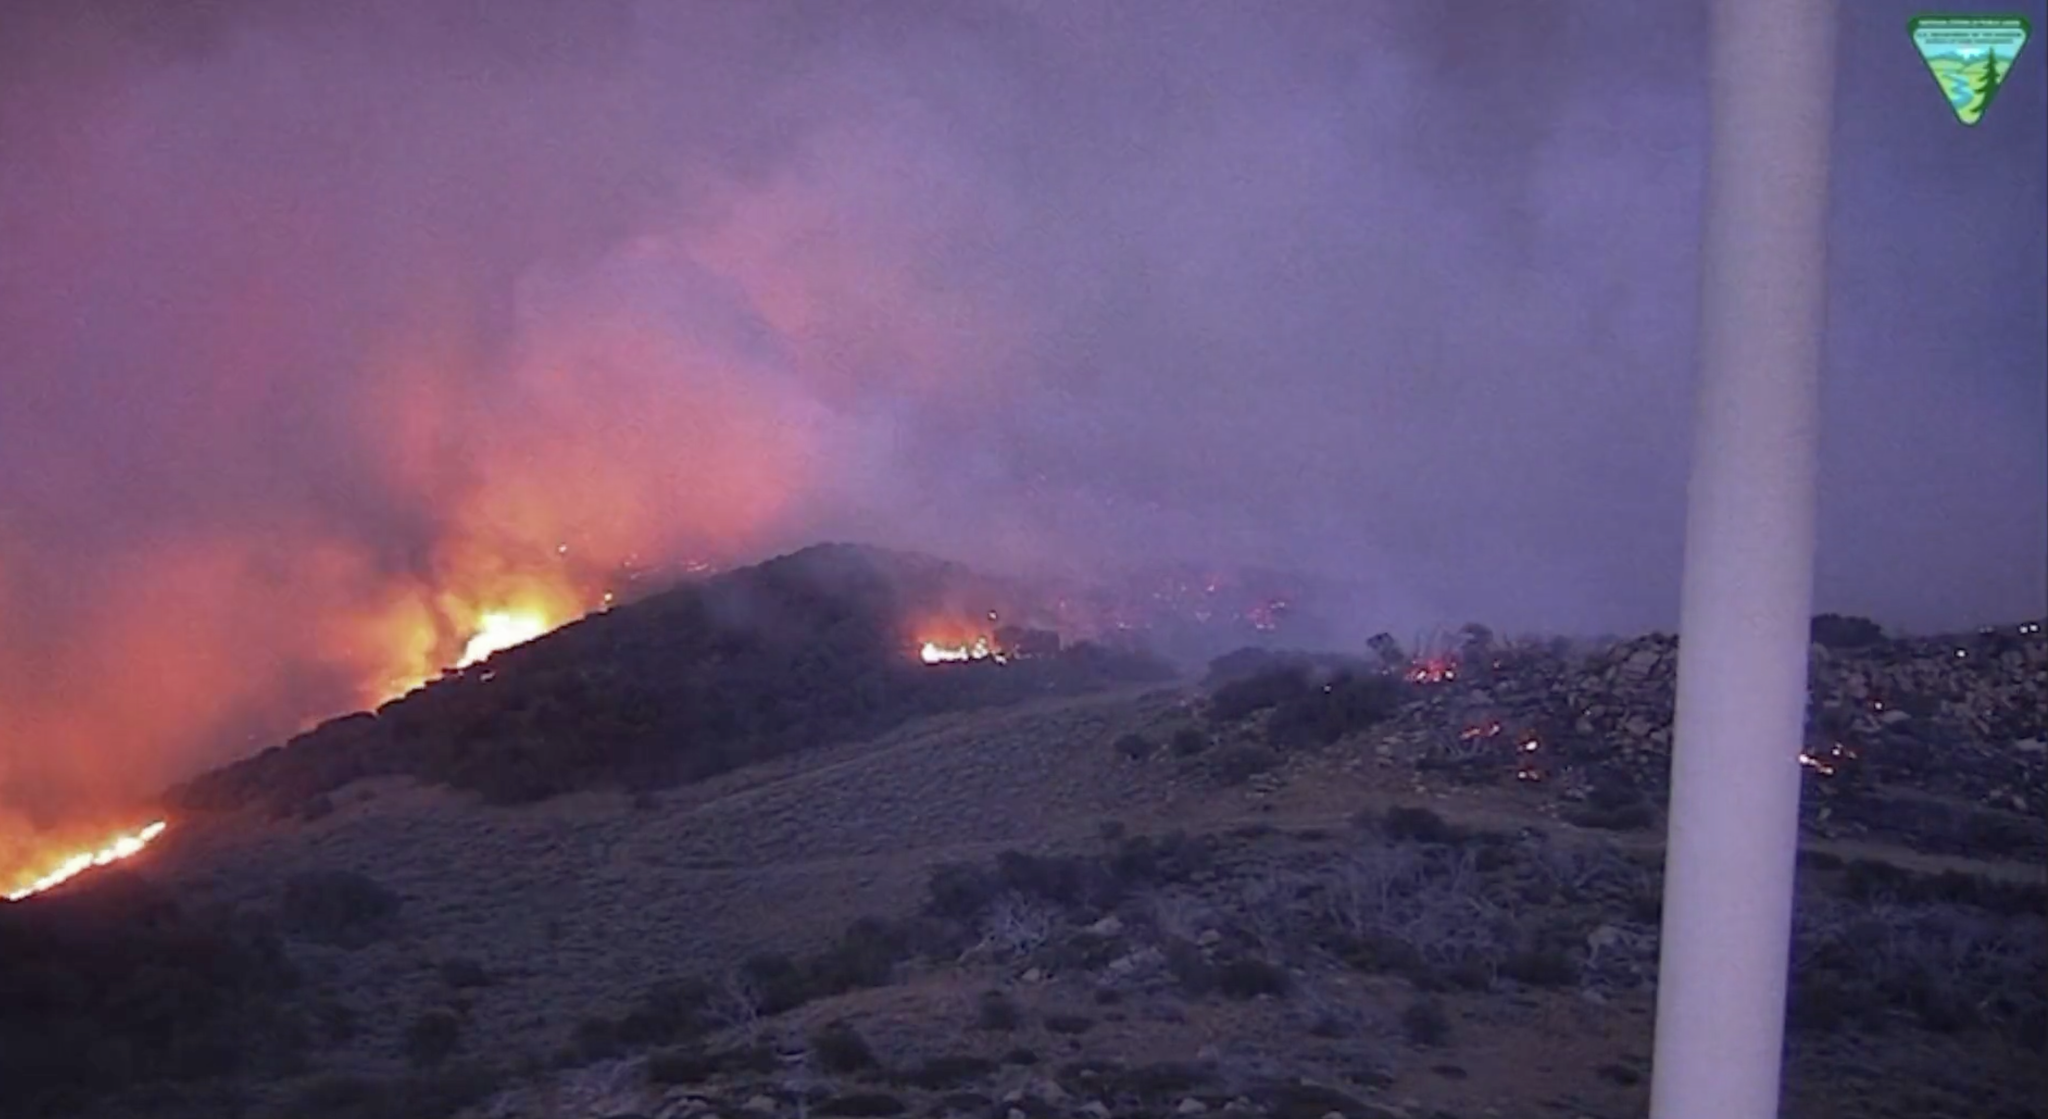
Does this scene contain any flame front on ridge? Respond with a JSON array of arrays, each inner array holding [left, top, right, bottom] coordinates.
[[4, 820, 169, 902], [458, 610, 553, 668]]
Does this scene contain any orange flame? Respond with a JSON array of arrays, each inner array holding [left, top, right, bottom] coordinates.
[[372, 599, 582, 703], [360, 534, 616, 704], [4, 820, 169, 902], [3, 270, 820, 869], [913, 611, 1007, 665]]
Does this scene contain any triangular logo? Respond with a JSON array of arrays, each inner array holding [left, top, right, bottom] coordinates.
[[1910, 14, 2031, 126]]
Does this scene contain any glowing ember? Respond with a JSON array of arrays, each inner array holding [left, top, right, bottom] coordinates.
[[5, 820, 169, 902], [1798, 741, 1858, 777], [1406, 656, 1458, 684], [1244, 598, 1289, 632], [1514, 735, 1546, 781], [458, 609, 553, 668]]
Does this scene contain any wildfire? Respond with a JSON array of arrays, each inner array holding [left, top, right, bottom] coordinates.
[[458, 609, 553, 668], [1452, 718, 1547, 782], [1406, 656, 1458, 684], [1508, 731, 1547, 781], [920, 637, 1003, 664], [914, 610, 1010, 665], [1799, 741, 1859, 778], [4, 820, 169, 902], [369, 552, 604, 703]]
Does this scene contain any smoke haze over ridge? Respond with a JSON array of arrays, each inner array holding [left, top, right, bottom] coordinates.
[[1, 0, 2043, 836]]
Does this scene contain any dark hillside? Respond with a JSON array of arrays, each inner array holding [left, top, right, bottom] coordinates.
[[0, 871, 306, 1119], [170, 544, 1173, 816]]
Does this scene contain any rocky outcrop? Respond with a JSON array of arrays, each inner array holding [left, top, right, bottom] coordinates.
[[1373, 621, 2045, 859]]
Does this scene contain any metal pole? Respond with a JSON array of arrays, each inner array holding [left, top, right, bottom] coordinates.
[[1648, 0, 1837, 1117]]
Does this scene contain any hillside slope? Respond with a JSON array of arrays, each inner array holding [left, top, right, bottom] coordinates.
[[64, 661, 2039, 1119], [7, 590, 2042, 1119], [169, 543, 1174, 815]]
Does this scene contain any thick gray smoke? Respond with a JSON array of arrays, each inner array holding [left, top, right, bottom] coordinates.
[[1, 0, 2042, 833]]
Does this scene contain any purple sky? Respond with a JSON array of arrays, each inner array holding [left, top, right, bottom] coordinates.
[[1, 0, 2043, 831]]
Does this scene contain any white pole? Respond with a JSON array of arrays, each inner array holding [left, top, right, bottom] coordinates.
[[1648, 0, 1837, 1117]]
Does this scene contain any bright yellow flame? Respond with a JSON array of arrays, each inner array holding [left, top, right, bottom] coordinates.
[[920, 640, 967, 663], [919, 636, 1004, 664], [457, 610, 553, 668], [5, 820, 169, 902], [365, 589, 584, 705]]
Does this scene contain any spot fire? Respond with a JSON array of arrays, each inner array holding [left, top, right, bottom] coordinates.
[[912, 610, 1062, 666], [920, 636, 1005, 664], [1406, 655, 1458, 684], [915, 609, 1008, 665], [1799, 741, 1859, 777]]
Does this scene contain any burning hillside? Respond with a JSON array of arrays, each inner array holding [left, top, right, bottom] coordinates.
[[1020, 565, 1336, 662], [0, 537, 645, 895], [163, 544, 1175, 821], [911, 608, 1064, 666], [912, 609, 1008, 664], [10, 541, 1298, 890], [3, 820, 169, 903], [878, 562, 1342, 675], [362, 544, 700, 704]]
